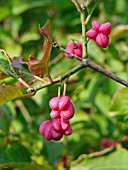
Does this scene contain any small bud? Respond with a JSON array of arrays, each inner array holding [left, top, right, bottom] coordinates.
[[99, 22, 111, 35], [96, 33, 109, 48], [86, 29, 98, 40]]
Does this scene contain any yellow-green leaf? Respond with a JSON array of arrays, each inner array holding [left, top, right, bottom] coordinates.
[[109, 88, 128, 121], [0, 85, 23, 106]]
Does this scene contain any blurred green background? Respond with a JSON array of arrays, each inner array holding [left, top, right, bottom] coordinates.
[[0, 0, 128, 169]]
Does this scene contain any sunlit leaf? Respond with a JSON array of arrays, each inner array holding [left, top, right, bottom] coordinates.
[[0, 85, 23, 106], [28, 19, 52, 79], [109, 88, 128, 121], [71, 146, 128, 170], [86, 0, 98, 14]]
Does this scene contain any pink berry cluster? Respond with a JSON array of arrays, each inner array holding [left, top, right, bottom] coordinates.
[[86, 21, 112, 48], [39, 96, 75, 141], [64, 41, 82, 59]]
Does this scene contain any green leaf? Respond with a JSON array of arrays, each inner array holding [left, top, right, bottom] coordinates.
[[0, 106, 11, 132], [0, 162, 55, 170], [0, 85, 23, 106], [0, 50, 17, 78], [86, 0, 98, 14], [109, 88, 128, 121], [71, 146, 128, 170], [111, 25, 128, 42], [28, 19, 52, 79]]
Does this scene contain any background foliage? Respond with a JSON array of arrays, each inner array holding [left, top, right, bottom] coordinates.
[[0, 0, 128, 169]]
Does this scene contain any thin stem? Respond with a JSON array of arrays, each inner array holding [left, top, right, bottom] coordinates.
[[34, 75, 48, 83], [15, 100, 32, 123], [18, 78, 30, 88], [71, 0, 82, 12], [86, 59, 128, 87], [58, 79, 61, 97], [80, 6, 87, 58], [63, 83, 67, 96], [84, 0, 99, 26], [28, 62, 84, 93]]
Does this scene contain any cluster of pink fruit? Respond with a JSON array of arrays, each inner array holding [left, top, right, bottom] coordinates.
[[86, 21, 112, 48], [64, 21, 112, 59], [39, 96, 75, 141]]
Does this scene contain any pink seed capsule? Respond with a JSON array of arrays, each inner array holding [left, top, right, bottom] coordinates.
[[52, 128, 63, 141], [43, 121, 53, 140], [50, 110, 60, 119], [60, 102, 74, 120], [61, 118, 69, 130], [99, 22, 111, 35], [92, 21, 101, 31], [39, 120, 51, 135], [64, 41, 82, 59], [53, 118, 62, 131], [59, 96, 70, 111], [96, 33, 109, 48], [75, 42, 82, 50], [86, 29, 98, 40], [64, 126, 72, 136], [49, 97, 60, 110], [74, 48, 82, 58], [65, 47, 74, 59]]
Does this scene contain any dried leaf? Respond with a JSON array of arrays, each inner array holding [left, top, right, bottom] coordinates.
[[28, 19, 52, 79]]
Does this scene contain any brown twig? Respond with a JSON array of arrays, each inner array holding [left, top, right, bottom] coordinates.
[[71, 0, 83, 12], [28, 56, 128, 93], [86, 59, 128, 87]]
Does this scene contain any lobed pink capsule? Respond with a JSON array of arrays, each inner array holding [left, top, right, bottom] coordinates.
[[49, 96, 60, 110], [60, 102, 74, 120], [53, 118, 62, 131], [52, 128, 63, 141], [39, 120, 52, 135], [50, 110, 60, 119], [86, 21, 112, 48], [86, 29, 97, 40], [59, 96, 70, 110], [99, 22, 111, 35], [96, 33, 109, 48], [92, 21, 101, 31], [64, 126, 72, 136], [64, 41, 82, 59]]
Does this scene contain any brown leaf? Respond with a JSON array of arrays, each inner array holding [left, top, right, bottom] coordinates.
[[28, 19, 52, 79]]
